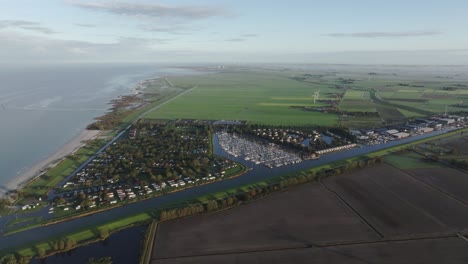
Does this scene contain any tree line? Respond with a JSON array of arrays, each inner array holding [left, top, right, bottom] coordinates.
[[157, 156, 383, 222]]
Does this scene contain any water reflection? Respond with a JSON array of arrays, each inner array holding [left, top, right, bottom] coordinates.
[[30, 225, 147, 264]]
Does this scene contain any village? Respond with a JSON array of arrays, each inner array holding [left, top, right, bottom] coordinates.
[[216, 125, 355, 167], [45, 122, 239, 214], [24, 116, 467, 214], [216, 115, 468, 169], [352, 115, 467, 145]]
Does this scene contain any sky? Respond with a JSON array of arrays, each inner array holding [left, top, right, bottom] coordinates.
[[1, 0, 468, 65]]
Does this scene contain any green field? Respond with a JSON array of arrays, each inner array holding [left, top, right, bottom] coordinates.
[[143, 68, 467, 127], [7, 128, 467, 259], [19, 140, 104, 200], [339, 89, 376, 112], [384, 152, 443, 169], [13, 213, 151, 258], [376, 83, 466, 114], [144, 71, 339, 126]]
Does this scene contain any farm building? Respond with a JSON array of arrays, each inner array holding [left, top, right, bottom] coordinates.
[[362, 130, 375, 136], [350, 130, 362, 136], [440, 118, 455, 125], [418, 127, 434, 133], [386, 129, 399, 135], [392, 132, 410, 139]]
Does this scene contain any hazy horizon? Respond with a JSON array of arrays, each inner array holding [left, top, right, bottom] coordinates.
[[1, 0, 467, 65]]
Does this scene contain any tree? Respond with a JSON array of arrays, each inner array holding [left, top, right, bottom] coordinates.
[[88, 257, 113, 264], [226, 197, 235, 206], [37, 247, 46, 258], [66, 238, 77, 250], [59, 239, 65, 250], [56, 197, 66, 205], [206, 200, 218, 212], [17, 256, 31, 264], [52, 241, 59, 251], [0, 254, 17, 264], [0, 198, 10, 211], [99, 228, 110, 239]]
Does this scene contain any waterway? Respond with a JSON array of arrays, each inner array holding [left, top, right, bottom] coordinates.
[[0, 127, 460, 253], [30, 225, 147, 264]]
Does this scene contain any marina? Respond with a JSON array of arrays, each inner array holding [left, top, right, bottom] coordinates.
[[217, 132, 302, 168]]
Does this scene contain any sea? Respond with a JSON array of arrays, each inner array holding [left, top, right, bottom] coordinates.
[[0, 63, 192, 189]]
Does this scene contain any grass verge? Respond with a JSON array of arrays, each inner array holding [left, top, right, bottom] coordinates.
[[140, 221, 158, 264], [6, 128, 467, 258], [11, 213, 151, 259]]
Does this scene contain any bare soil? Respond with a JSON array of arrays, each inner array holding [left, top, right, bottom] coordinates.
[[324, 165, 468, 237], [405, 167, 468, 204], [152, 182, 379, 259], [439, 135, 468, 155], [154, 237, 468, 264], [151, 163, 468, 263]]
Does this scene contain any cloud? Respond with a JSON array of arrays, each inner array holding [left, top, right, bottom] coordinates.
[[225, 38, 245, 42], [323, 31, 441, 38], [138, 24, 193, 35], [118, 36, 173, 45], [0, 20, 36, 27], [69, 1, 227, 20], [67, 47, 90, 54], [18, 26, 56, 34], [0, 31, 176, 63], [1, 32, 467, 65], [74, 23, 96, 28], [241, 34, 258, 38], [224, 34, 258, 42], [0, 20, 56, 34]]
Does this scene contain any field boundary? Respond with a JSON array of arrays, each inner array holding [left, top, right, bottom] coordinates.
[[140, 221, 158, 264], [319, 178, 384, 238], [151, 233, 463, 261], [386, 161, 468, 208]]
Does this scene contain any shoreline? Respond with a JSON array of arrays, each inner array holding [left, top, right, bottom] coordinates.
[[0, 69, 199, 200], [0, 129, 101, 198]]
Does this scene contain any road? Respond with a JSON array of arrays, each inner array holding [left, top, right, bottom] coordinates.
[[49, 85, 198, 200], [137, 85, 197, 120], [0, 127, 464, 253], [0, 85, 199, 235]]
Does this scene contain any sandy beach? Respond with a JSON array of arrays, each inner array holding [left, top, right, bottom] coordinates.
[[0, 129, 101, 198]]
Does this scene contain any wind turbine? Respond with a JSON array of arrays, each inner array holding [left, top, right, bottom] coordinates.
[[313, 90, 320, 104]]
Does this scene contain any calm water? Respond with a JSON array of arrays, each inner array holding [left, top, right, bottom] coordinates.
[[0, 127, 457, 253], [0, 64, 190, 187], [30, 225, 147, 264]]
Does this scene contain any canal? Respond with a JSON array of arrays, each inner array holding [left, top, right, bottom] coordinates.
[[30, 225, 147, 264], [0, 127, 459, 254]]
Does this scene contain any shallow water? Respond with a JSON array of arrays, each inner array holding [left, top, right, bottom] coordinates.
[[0, 64, 189, 187], [30, 225, 147, 264]]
